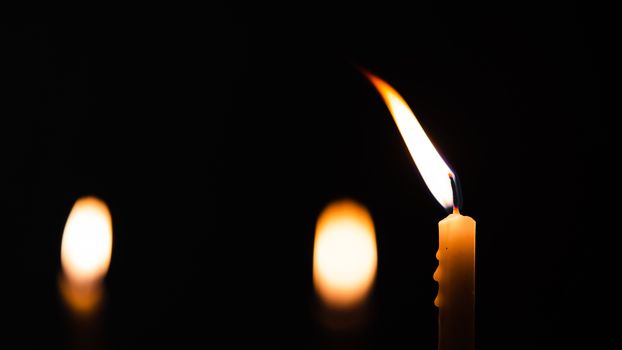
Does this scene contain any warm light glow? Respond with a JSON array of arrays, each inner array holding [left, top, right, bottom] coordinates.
[[365, 71, 454, 209], [61, 196, 113, 288], [313, 200, 377, 310]]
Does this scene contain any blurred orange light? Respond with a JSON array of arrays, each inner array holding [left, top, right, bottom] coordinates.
[[313, 200, 378, 310], [60, 196, 112, 314]]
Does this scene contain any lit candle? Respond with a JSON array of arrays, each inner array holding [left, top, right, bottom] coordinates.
[[313, 199, 378, 332], [59, 196, 113, 350], [364, 72, 476, 350]]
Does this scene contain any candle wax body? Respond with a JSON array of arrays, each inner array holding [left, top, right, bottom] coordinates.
[[434, 212, 476, 350], [59, 276, 105, 350]]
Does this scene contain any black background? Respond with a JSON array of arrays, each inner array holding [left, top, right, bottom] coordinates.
[[3, 4, 617, 349]]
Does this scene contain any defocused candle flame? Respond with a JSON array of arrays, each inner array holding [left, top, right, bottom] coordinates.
[[313, 200, 377, 310], [364, 71, 455, 210], [60, 196, 113, 314]]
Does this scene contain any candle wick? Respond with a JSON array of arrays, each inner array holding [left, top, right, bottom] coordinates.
[[449, 172, 463, 213]]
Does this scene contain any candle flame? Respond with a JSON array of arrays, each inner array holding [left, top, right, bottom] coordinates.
[[61, 196, 113, 290], [313, 200, 378, 310], [364, 71, 454, 210]]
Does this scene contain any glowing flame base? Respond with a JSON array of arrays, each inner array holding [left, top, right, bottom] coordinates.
[[58, 275, 105, 316]]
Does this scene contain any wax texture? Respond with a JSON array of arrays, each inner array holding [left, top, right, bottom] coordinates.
[[434, 213, 476, 350]]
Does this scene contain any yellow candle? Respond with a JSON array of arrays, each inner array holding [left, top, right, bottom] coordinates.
[[435, 208, 475, 350], [364, 71, 476, 350]]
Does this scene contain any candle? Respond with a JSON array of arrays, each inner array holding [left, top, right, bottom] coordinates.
[[435, 206, 475, 350], [364, 71, 476, 350], [313, 199, 378, 334], [59, 196, 113, 350]]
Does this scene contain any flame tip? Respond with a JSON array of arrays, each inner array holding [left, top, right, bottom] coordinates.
[[355, 65, 372, 76]]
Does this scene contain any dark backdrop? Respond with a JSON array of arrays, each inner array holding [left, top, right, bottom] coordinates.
[[3, 4, 616, 349]]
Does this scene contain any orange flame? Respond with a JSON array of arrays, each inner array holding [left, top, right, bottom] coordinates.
[[60, 196, 112, 314], [313, 200, 378, 310], [364, 71, 455, 209]]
